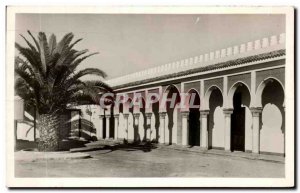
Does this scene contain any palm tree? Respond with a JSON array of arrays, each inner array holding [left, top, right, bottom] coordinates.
[[15, 31, 112, 151]]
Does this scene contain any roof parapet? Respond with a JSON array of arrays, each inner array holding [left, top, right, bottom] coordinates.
[[106, 33, 286, 87]]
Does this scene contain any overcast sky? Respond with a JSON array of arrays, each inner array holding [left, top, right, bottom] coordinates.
[[15, 14, 285, 80]]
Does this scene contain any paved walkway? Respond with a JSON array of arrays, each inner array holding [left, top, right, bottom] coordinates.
[[15, 147, 284, 178], [158, 144, 284, 163]]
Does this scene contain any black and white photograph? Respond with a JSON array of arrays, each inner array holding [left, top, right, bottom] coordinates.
[[6, 6, 294, 188]]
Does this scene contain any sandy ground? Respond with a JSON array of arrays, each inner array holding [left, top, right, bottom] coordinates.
[[15, 147, 284, 178]]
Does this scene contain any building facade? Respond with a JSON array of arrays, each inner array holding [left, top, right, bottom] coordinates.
[[99, 33, 286, 156]]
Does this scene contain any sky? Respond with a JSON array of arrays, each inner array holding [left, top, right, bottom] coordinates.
[[15, 14, 285, 80]]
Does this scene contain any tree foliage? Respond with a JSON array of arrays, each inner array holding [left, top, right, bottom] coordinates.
[[15, 31, 112, 115]]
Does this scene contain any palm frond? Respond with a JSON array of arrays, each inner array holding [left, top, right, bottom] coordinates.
[[20, 34, 38, 53], [73, 68, 107, 79], [54, 32, 74, 54], [69, 38, 82, 50], [27, 30, 40, 52], [38, 32, 50, 74], [68, 52, 99, 73], [15, 43, 45, 83], [48, 34, 57, 55]]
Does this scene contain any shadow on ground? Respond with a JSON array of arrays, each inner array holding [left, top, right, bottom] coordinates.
[[91, 141, 158, 154], [15, 139, 89, 152]]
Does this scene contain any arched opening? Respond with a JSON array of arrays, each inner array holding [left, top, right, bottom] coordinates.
[[188, 89, 200, 146], [207, 87, 224, 149], [230, 83, 251, 152], [165, 85, 180, 145], [259, 79, 285, 155]]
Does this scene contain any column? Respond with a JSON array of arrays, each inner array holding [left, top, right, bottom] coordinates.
[[105, 114, 110, 139], [251, 107, 262, 154], [159, 112, 166, 144], [123, 113, 129, 140], [114, 114, 119, 140], [181, 111, 189, 146], [250, 71, 256, 107], [98, 115, 104, 140], [200, 110, 209, 149], [145, 112, 152, 141], [223, 76, 228, 108], [223, 108, 233, 151], [133, 113, 140, 141]]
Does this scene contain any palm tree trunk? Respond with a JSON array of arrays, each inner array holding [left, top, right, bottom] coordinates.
[[37, 113, 60, 151]]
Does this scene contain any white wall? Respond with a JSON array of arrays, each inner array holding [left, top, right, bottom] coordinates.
[[260, 104, 284, 154], [259, 80, 285, 154], [210, 106, 224, 148], [244, 106, 252, 151], [118, 113, 126, 139], [128, 113, 134, 140], [165, 115, 170, 144], [138, 112, 145, 141], [17, 122, 36, 141], [150, 113, 156, 141], [17, 111, 39, 141]]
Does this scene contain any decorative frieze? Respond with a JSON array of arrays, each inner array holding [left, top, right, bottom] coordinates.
[[204, 78, 223, 93], [256, 68, 285, 89], [184, 81, 200, 93], [228, 73, 251, 92]]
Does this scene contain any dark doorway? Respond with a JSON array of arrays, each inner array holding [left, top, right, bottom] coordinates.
[[231, 92, 245, 151], [109, 112, 114, 139], [103, 116, 106, 138], [188, 90, 200, 146]]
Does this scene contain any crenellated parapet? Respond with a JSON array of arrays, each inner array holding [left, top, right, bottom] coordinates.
[[106, 33, 286, 87]]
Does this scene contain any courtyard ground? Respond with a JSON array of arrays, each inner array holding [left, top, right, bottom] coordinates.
[[15, 146, 284, 178]]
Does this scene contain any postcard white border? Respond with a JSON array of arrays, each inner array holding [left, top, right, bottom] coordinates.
[[6, 6, 294, 187]]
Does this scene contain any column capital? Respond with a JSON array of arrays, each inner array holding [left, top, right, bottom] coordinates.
[[181, 111, 189, 118], [123, 113, 129, 118], [105, 114, 111, 118], [145, 112, 152, 119], [159, 112, 167, 118], [250, 107, 262, 117], [114, 114, 120, 118], [133, 113, 140, 118], [200, 110, 209, 115], [223, 108, 233, 117], [99, 115, 105, 118]]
